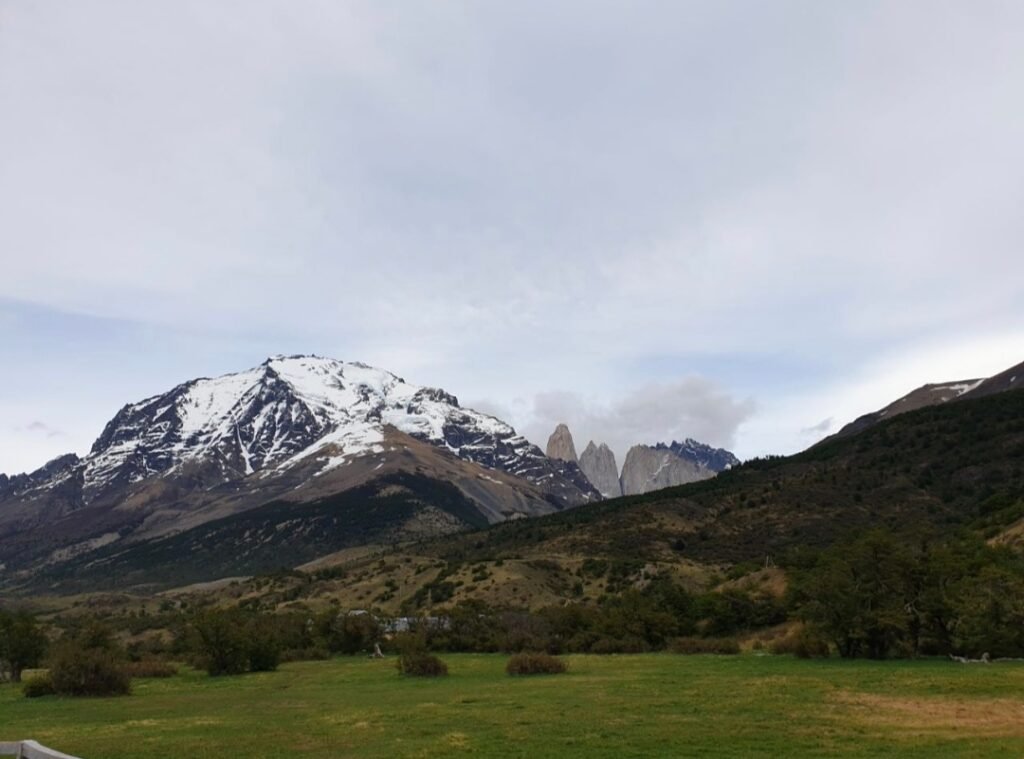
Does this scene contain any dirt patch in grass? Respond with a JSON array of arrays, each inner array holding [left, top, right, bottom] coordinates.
[[829, 690, 1024, 737]]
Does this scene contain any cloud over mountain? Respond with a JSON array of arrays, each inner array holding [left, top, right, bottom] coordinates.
[[522, 377, 755, 464]]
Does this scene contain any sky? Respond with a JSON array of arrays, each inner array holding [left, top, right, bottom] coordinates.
[[2, 0, 1024, 475]]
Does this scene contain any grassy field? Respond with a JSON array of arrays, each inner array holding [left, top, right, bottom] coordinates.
[[2, 654, 1024, 758]]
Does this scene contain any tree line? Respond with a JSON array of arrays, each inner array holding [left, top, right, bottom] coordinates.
[[4, 524, 1024, 694]]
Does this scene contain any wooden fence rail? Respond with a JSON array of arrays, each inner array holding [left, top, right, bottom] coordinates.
[[0, 741, 81, 759]]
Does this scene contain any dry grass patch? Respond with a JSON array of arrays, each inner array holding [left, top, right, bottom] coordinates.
[[829, 690, 1024, 738]]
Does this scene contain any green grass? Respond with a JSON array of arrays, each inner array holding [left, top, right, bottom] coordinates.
[[3, 655, 1024, 758]]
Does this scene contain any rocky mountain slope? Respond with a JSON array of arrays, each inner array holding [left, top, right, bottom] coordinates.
[[0, 356, 598, 586], [828, 379, 984, 440], [958, 358, 1024, 400], [826, 357, 1024, 442]]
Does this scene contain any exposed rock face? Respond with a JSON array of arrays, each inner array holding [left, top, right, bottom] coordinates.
[[545, 423, 578, 463], [620, 444, 714, 495], [578, 441, 622, 498]]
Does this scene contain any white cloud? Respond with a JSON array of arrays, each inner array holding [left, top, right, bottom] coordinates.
[[739, 330, 1024, 459], [519, 378, 756, 465], [1, 1, 1023, 473]]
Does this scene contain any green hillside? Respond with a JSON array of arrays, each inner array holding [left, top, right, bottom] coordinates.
[[425, 386, 1024, 569]]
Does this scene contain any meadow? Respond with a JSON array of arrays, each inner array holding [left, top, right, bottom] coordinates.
[[2, 654, 1024, 758]]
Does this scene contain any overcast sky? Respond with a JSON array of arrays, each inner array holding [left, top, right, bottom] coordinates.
[[3, 1, 1024, 475]]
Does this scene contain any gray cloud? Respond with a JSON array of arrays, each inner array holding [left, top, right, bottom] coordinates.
[[521, 378, 756, 464], [2, 2, 1023, 473], [21, 421, 63, 439]]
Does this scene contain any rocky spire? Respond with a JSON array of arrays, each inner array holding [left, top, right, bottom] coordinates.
[[545, 423, 578, 463], [579, 441, 622, 498]]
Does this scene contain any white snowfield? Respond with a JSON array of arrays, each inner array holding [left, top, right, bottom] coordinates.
[[83, 355, 523, 491]]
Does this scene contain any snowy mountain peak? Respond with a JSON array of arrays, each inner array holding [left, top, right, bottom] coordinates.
[[3, 355, 593, 513], [81, 356, 512, 492], [0, 357, 599, 585]]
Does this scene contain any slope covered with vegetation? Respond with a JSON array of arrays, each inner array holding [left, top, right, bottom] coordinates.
[[425, 386, 1024, 568]]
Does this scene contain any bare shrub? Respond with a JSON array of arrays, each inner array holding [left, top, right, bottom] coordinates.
[[506, 652, 567, 676], [397, 652, 448, 677]]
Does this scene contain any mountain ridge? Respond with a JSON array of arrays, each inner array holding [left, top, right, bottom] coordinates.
[[58, 364, 1024, 604], [824, 358, 1024, 443], [0, 355, 598, 583]]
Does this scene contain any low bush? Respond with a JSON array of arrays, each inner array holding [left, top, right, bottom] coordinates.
[[22, 673, 55, 698], [669, 637, 741, 655], [506, 652, 567, 676], [125, 659, 178, 678], [397, 652, 448, 677], [49, 644, 131, 696]]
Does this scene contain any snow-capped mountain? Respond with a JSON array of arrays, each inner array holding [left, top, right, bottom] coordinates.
[[0, 356, 597, 586], [77, 355, 590, 498]]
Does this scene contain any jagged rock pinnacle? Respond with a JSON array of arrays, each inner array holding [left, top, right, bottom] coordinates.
[[545, 423, 578, 463], [579, 441, 622, 498]]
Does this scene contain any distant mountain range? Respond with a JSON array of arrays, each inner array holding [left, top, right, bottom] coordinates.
[[3, 353, 1021, 596], [138, 354, 1024, 614], [545, 424, 738, 497], [0, 356, 597, 589]]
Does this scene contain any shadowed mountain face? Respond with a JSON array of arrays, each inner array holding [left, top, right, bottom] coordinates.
[[0, 356, 598, 585], [28, 471, 493, 593]]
